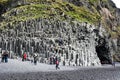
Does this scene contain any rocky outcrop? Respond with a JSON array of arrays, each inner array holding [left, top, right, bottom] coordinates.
[[0, 18, 105, 66], [0, 0, 120, 66]]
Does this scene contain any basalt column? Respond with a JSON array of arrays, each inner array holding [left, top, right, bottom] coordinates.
[[0, 18, 103, 66]]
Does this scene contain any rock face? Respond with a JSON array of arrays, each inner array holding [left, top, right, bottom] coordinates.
[[0, 18, 103, 66], [0, 0, 120, 66]]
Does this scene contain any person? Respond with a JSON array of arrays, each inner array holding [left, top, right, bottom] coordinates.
[[112, 55, 116, 68], [75, 59, 78, 66], [53, 55, 56, 64], [1, 53, 5, 62], [112, 61, 115, 68], [55, 59, 60, 70], [50, 57, 52, 64], [22, 52, 27, 61], [4, 51, 8, 63], [63, 60, 66, 66], [33, 53, 38, 65], [1, 51, 8, 63]]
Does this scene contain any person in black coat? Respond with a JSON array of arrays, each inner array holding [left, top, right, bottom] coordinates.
[[1, 51, 8, 63], [1, 53, 5, 62], [33, 54, 38, 65]]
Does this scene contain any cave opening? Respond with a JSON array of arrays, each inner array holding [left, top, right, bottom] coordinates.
[[96, 38, 112, 64]]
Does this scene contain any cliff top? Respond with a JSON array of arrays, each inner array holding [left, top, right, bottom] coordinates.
[[0, 0, 120, 38]]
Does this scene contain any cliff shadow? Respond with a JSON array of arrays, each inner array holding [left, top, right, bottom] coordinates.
[[96, 38, 112, 64]]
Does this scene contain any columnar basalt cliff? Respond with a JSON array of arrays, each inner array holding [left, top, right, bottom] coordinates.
[[0, 19, 103, 66], [0, 0, 120, 66]]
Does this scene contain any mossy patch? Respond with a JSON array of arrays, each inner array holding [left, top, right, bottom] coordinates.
[[1, 0, 101, 27], [1, 4, 52, 26], [0, 0, 119, 40], [0, 0, 8, 4]]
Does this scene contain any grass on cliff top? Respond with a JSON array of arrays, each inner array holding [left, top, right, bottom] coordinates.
[[1, 2, 48, 24], [1, 4, 51, 28], [0, 0, 101, 28], [0, 0, 8, 3], [0, 0, 8, 5], [65, 3, 101, 23]]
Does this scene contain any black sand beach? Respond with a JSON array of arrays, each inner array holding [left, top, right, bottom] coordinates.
[[0, 66, 120, 80]]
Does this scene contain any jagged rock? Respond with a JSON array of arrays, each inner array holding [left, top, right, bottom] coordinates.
[[0, 18, 113, 66], [0, 0, 120, 66]]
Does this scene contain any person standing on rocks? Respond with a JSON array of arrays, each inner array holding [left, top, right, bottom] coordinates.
[[33, 53, 38, 65]]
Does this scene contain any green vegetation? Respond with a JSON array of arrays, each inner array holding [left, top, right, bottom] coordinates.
[[0, 0, 119, 39], [0, 0, 101, 28], [0, 0, 9, 6], [65, 3, 101, 23], [0, 0, 8, 4], [4, 4, 51, 21], [1, 4, 51, 28], [89, 0, 98, 5]]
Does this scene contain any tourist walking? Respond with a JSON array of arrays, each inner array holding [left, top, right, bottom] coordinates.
[[112, 55, 116, 68], [22, 52, 27, 61], [1, 51, 8, 63], [50, 57, 52, 64], [55, 58, 60, 70], [4, 51, 8, 63], [33, 53, 38, 65], [53, 55, 56, 64], [1, 53, 5, 62]]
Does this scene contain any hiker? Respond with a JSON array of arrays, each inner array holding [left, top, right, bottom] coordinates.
[[22, 52, 27, 61], [55, 56, 60, 70], [55, 59, 60, 70], [4, 51, 8, 63], [1, 53, 5, 62], [75, 54, 78, 66], [50, 57, 52, 64], [112, 55, 116, 68], [1, 51, 8, 63], [33, 53, 38, 65], [53, 55, 56, 64]]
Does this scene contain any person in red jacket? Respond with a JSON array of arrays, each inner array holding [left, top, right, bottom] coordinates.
[[55, 59, 60, 70], [22, 53, 27, 61]]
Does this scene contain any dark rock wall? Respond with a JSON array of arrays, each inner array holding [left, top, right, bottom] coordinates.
[[0, 0, 120, 65], [0, 18, 114, 66]]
